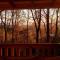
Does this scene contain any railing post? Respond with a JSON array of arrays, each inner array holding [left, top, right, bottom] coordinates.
[[26, 48, 29, 56], [48, 48, 52, 56], [20, 48, 24, 56], [11, 48, 14, 56], [5, 48, 8, 56], [54, 48, 56, 56], [41, 48, 45, 56], [29, 48, 32, 57], [16, 48, 20, 56], [47, 48, 50, 56], [23, 48, 26, 56], [0, 48, 2, 56]]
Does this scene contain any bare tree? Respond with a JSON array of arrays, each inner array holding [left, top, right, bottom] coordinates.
[[40, 9, 50, 43], [50, 9, 55, 34], [41, 9, 47, 41], [31, 9, 41, 43]]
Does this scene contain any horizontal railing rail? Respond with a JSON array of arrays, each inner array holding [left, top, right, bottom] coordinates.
[[0, 44, 60, 57]]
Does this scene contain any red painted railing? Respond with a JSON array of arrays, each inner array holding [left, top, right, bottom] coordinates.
[[0, 44, 60, 59]]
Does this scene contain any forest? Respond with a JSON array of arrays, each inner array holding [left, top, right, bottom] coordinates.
[[0, 8, 60, 44]]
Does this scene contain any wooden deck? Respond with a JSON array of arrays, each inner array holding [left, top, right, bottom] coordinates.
[[0, 56, 60, 60]]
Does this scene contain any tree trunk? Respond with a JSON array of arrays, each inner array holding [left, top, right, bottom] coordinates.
[[12, 10, 14, 43], [27, 20, 28, 43], [0, 11, 3, 43], [26, 10, 29, 43], [46, 9, 49, 43], [36, 29, 39, 43], [4, 10, 7, 43], [55, 9, 59, 38], [31, 9, 41, 43]]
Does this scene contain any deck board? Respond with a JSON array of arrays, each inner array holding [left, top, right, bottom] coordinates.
[[0, 56, 60, 60]]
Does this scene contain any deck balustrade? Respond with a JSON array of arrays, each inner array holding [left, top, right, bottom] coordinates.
[[0, 44, 59, 57]]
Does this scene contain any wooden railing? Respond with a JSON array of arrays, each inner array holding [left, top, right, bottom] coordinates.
[[0, 44, 60, 59]]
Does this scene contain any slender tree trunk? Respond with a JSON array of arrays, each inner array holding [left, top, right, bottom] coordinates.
[[51, 19, 52, 34], [4, 10, 7, 43], [46, 9, 49, 43], [31, 9, 41, 43], [27, 19, 28, 43], [39, 9, 41, 43], [15, 10, 17, 42], [36, 29, 39, 43], [27, 10, 29, 43], [12, 10, 14, 43], [0, 11, 3, 43], [36, 9, 41, 43], [55, 9, 59, 38]]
